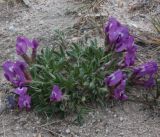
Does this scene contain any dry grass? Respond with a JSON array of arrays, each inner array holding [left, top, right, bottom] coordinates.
[[136, 15, 160, 46], [75, 0, 106, 13], [151, 16, 160, 34]]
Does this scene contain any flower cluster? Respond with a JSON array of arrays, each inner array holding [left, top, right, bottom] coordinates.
[[2, 36, 64, 110], [50, 85, 63, 102], [131, 61, 158, 88], [16, 36, 39, 64], [104, 17, 158, 100], [13, 87, 31, 110], [2, 60, 30, 87], [105, 17, 137, 67], [105, 70, 128, 100]]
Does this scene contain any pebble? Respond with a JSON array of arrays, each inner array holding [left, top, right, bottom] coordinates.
[[36, 120, 40, 124], [113, 114, 117, 118], [9, 25, 16, 32], [106, 129, 109, 134], [39, 20, 44, 25], [119, 132, 124, 136], [82, 123, 87, 128], [91, 119, 96, 124], [65, 128, 71, 134], [85, 133, 90, 136], [79, 129, 83, 133], [96, 111, 99, 115], [95, 129, 100, 133], [103, 115, 107, 119], [119, 117, 124, 122], [15, 126, 20, 130], [78, 13, 82, 16]]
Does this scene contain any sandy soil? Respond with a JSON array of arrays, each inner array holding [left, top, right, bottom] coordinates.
[[0, 0, 160, 137]]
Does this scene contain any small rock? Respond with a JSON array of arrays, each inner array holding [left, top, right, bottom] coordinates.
[[119, 132, 124, 136], [96, 111, 99, 115], [89, 112, 93, 115], [36, 120, 40, 124], [82, 123, 86, 128], [95, 129, 100, 133], [119, 117, 123, 122], [65, 128, 70, 134], [9, 25, 16, 32], [15, 126, 20, 130], [113, 114, 117, 118], [85, 133, 90, 136], [79, 129, 83, 133], [91, 119, 96, 123], [78, 13, 82, 16], [106, 129, 109, 134], [39, 20, 44, 25]]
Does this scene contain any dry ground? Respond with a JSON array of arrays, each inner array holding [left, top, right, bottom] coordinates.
[[0, 0, 160, 137]]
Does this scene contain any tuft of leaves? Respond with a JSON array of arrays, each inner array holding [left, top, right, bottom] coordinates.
[[28, 32, 113, 121]]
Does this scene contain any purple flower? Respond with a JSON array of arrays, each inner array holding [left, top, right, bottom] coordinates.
[[133, 61, 158, 77], [105, 70, 123, 86], [16, 36, 39, 64], [3, 60, 15, 81], [124, 44, 137, 66], [13, 87, 31, 110], [104, 17, 121, 34], [18, 94, 31, 110], [113, 79, 128, 100], [104, 16, 138, 69], [2, 60, 28, 87], [115, 35, 134, 52], [109, 25, 129, 46], [15, 60, 28, 70], [50, 85, 63, 102], [31, 39, 39, 50], [16, 36, 39, 55], [16, 36, 31, 55], [105, 70, 128, 100], [104, 17, 130, 51], [132, 61, 158, 88], [31, 39, 39, 62], [13, 87, 28, 96]]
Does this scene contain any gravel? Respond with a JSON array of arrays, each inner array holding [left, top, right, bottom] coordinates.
[[0, 0, 160, 137]]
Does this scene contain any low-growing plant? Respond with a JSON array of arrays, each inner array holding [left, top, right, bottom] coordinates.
[[29, 38, 113, 116], [2, 17, 159, 123]]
